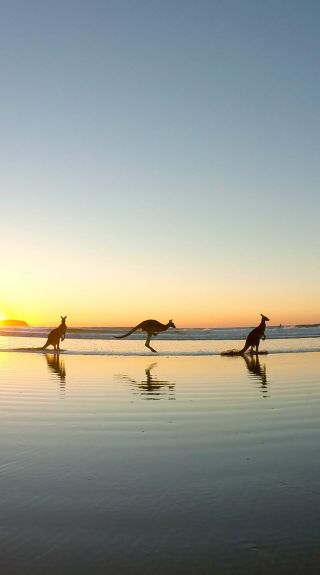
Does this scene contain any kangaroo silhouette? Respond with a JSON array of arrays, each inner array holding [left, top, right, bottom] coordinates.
[[42, 316, 67, 350], [114, 319, 176, 352], [239, 314, 269, 354]]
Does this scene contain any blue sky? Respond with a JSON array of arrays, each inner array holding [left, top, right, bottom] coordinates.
[[1, 0, 319, 326]]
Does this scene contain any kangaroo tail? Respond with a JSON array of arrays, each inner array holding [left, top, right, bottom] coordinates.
[[238, 344, 249, 355], [114, 324, 141, 339], [41, 340, 50, 350]]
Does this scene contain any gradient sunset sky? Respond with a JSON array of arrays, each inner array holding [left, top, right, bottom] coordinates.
[[1, 0, 319, 327]]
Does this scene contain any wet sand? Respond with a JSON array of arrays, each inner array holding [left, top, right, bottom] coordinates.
[[0, 352, 320, 574]]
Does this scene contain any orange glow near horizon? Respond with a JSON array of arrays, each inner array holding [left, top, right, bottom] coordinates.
[[3, 276, 319, 329], [11, 307, 320, 329]]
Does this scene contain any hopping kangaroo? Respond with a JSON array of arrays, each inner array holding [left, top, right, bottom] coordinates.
[[115, 319, 176, 353], [42, 316, 67, 350], [239, 314, 269, 354]]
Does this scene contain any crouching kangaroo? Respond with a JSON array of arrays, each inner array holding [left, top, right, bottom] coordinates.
[[239, 314, 269, 355], [115, 319, 176, 352], [41, 316, 67, 350]]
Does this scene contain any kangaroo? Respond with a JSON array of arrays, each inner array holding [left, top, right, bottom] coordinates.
[[114, 319, 176, 353], [41, 316, 67, 350], [239, 314, 269, 354]]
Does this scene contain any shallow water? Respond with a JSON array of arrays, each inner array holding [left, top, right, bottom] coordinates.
[[0, 352, 320, 574], [1, 335, 320, 355]]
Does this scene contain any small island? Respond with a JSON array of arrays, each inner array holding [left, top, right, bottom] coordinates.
[[0, 319, 29, 327]]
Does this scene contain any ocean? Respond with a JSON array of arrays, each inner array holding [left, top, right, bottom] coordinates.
[[0, 324, 319, 355]]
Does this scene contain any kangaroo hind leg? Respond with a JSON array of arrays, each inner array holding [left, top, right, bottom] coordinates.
[[239, 343, 249, 355], [145, 333, 157, 353]]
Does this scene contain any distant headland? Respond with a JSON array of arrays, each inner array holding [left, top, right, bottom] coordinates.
[[0, 319, 29, 327], [296, 323, 320, 328]]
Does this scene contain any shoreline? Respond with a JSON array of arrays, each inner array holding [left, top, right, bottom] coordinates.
[[1, 348, 320, 356]]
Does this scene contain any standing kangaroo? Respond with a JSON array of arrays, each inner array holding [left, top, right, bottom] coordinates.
[[239, 314, 269, 354], [41, 316, 67, 350], [114, 319, 176, 353]]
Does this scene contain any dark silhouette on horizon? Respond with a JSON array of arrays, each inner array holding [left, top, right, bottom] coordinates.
[[0, 319, 29, 327], [239, 314, 269, 354], [114, 319, 176, 352], [41, 316, 67, 350]]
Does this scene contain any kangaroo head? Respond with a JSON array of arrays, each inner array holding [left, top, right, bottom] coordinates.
[[168, 319, 176, 328], [261, 314, 269, 322], [61, 316, 67, 324]]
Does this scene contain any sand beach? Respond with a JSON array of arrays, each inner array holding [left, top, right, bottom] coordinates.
[[1, 351, 320, 574]]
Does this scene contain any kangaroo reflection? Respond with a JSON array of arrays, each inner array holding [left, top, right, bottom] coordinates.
[[117, 363, 175, 400], [45, 352, 66, 395], [242, 354, 268, 397]]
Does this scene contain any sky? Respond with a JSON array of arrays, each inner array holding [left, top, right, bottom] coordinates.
[[1, 0, 319, 327]]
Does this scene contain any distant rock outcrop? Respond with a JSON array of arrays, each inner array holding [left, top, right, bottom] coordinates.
[[296, 323, 320, 328], [0, 319, 29, 327]]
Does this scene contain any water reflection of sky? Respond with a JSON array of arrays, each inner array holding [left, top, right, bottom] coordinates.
[[1, 352, 320, 574], [1, 352, 319, 406]]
